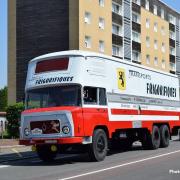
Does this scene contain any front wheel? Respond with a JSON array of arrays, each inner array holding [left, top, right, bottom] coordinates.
[[36, 145, 57, 162], [88, 129, 108, 162]]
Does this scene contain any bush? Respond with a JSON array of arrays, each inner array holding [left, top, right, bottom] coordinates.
[[0, 86, 7, 111], [6, 103, 24, 138]]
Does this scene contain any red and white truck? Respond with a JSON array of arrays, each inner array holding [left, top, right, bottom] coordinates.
[[20, 50, 180, 161]]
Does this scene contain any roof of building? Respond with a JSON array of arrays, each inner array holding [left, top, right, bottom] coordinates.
[[159, 0, 180, 16]]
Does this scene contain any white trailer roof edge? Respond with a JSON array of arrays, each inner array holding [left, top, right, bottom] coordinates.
[[29, 50, 178, 79]]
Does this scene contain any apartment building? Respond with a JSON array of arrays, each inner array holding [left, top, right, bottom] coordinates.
[[8, 0, 180, 103]]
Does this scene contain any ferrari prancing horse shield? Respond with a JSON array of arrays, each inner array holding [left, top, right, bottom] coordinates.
[[117, 68, 126, 90]]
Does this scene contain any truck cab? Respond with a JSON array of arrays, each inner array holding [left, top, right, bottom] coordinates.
[[20, 51, 109, 162]]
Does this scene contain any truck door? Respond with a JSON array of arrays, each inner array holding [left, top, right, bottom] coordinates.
[[82, 87, 108, 136]]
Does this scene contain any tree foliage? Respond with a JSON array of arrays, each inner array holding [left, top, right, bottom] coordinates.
[[0, 86, 7, 111], [6, 103, 24, 138]]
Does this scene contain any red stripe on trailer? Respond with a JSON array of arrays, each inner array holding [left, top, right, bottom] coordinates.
[[111, 108, 180, 116]]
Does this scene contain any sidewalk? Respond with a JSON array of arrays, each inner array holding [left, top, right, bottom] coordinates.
[[0, 139, 29, 154], [0, 139, 19, 147], [0, 139, 34, 163]]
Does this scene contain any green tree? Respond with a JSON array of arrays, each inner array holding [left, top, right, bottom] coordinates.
[[6, 103, 24, 138], [0, 86, 7, 111]]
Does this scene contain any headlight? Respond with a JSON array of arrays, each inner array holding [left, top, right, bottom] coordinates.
[[24, 128, 30, 136], [62, 126, 70, 134]]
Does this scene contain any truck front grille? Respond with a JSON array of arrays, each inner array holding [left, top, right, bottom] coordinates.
[[30, 120, 60, 135]]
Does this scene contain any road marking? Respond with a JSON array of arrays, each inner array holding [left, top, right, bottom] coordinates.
[[58, 149, 180, 180], [0, 165, 10, 169], [12, 148, 23, 158]]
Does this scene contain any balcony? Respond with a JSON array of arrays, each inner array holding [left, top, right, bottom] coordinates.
[[132, 50, 141, 64], [132, 2, 141, 13], [170, 62, 176, 73], [169, 23, 175, 32], [170, 46, 175, 56], [132, 31, 141, 43], [112, 34, 123, 45]]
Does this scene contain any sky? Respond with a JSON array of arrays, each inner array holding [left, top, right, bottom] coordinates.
[[0, 0, 7, 89], [0, 0, 180, 89]]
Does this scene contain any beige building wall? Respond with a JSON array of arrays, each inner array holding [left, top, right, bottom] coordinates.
[[141, 8, 170, 72], [79, 0, 112, 55], [8, 0, 16, 104]]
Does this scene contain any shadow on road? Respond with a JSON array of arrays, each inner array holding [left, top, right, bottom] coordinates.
[[0, 145, 145, 167]]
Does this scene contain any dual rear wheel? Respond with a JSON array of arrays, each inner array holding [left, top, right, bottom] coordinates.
[[142, 125, 170, 150]]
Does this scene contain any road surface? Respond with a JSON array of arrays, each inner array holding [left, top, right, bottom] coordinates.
[[0, 139, 180, 180]]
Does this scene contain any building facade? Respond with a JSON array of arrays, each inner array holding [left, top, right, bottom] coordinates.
[[8, 0, 180, 104]]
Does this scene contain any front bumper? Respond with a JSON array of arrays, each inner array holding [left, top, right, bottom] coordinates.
[[19, 137, 83, 146]]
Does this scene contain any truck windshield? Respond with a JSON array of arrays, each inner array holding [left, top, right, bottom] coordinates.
[[26, 85, 81, 109]]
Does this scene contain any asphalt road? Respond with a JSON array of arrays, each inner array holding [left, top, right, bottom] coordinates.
[[0, 139, 180, 180]]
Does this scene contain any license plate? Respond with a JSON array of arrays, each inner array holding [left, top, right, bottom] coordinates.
[[31, 128, 43, 135]]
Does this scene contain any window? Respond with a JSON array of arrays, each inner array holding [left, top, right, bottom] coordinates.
[[170, 46, 175, 56], [161, 26, 165, 35], [99, 0, 104, 7], [84, 12, 91, 24], [161, 42, 165, 52], [161, 9, 165, 19], [154, 22, 158, 32], [146, 36, 150, 47], [112, 2, 122, 15], [85, 36, 91, 48], [146, 54, 150, 64], [132, 0, 140, 5], [132, 50, 141, 62], [99, 17, 105, 29], [132, 31, 140, 43], [145, 0, 149, 10], [132, 12, 140, 24], [154, 57, 158, 66], [112, 23, 122, 36], [112, 44, 122, 57], [83, 87, 97, 104], [169, 14, 175, 24], [170, 62, 175, 71], [35, 58, 69, 73], [170, 31, 175, 40], [83, 87, 107, 105], [99, 40, 105, 52], [162, 59, 166, 69], [146, 18, 150, 28], [154, 40, 158, 49], [99, 88, 107, 105], [153, 5, 157, 15], [26, 85, 81, 109]]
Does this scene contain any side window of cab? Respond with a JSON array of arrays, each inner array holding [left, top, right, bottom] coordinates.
[[83, 87, 107, 105]]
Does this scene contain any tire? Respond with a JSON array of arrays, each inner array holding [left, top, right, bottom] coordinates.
[[88, 129, 108, 162], [160, 125, 170, 148], [142, 126, 160, 150], [37, 145, 57, 162]]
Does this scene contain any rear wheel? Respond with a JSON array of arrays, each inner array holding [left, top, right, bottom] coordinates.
[[36, 145, 57, 162], [142, 126, 160, 150], [160, 125, 170, 148], [88, 129, 108, 162]]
